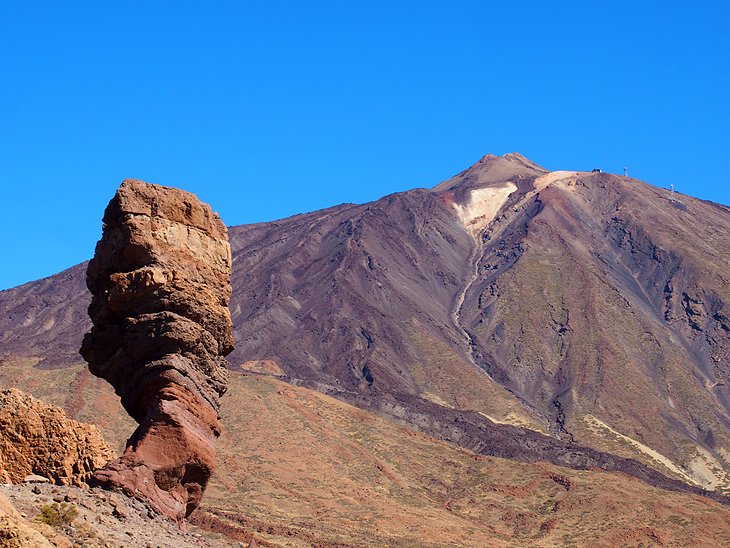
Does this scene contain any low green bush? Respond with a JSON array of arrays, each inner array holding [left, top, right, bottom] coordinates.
[[36, 502, 78, 527]]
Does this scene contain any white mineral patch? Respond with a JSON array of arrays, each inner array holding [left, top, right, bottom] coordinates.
[[533, 170, 580, 191], [583, 414, 700, 486], [477, 411, 544, 433], [687, 445, 730, 491], [454, 182, 517, 236]]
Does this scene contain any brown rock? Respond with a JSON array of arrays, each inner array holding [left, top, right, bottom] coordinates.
[[0, 491, 53, 547], [80, 179, 233, 522], [0, 389, 114, 486]]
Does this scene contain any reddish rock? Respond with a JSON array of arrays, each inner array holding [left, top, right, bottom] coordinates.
[[80, 179, 233, 522]]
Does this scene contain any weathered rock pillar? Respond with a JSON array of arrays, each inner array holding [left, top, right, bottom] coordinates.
[[80, 179, 233, 521]]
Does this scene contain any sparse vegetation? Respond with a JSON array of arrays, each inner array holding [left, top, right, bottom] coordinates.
[[36, 502, 78, 527], [191, 373, 730, 546]]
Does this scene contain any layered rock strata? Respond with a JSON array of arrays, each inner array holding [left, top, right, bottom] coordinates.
[[80, 179, 233, 521], [0, 389, 114, 486]]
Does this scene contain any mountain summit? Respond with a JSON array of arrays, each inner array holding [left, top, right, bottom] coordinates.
[[433, 152, 547, 193]]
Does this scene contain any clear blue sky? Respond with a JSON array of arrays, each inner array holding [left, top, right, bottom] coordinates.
[[1, 2, 728, 289]]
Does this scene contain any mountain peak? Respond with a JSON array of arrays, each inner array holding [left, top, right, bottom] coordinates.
[[432, 152, 547, 192], [501, 152, 546, 170]]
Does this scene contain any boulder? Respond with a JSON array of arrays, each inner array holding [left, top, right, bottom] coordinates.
[[0, 389, 114, 486]]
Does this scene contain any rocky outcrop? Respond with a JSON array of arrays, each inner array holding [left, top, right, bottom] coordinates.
[[0, 389, 114, 486], [80, 179, 233, 522], [1, 483, 222, 547]]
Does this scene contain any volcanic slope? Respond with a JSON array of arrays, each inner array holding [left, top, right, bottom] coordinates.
[[452, 157, 730, 492], [3, 368, 729, 547], [195, 371, 730, 547], [227, 153, 730, 493], [1, 153, 730, 495]]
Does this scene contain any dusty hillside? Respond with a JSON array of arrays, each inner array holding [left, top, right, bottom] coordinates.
[[193, 371, 730, 547], [2, 370, 728, 546]]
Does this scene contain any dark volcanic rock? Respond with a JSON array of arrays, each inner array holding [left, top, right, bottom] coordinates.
[[80, 179, 233, 522]]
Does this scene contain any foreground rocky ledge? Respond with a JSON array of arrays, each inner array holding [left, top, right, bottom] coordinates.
[[0, 483, 231, 547]]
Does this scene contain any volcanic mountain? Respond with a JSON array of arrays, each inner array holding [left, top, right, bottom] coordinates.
[[2, 152, 730, 507], [228, 152, 730, 494]]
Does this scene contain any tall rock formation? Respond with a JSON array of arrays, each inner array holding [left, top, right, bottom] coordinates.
[[80, 179, 233, 521]]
